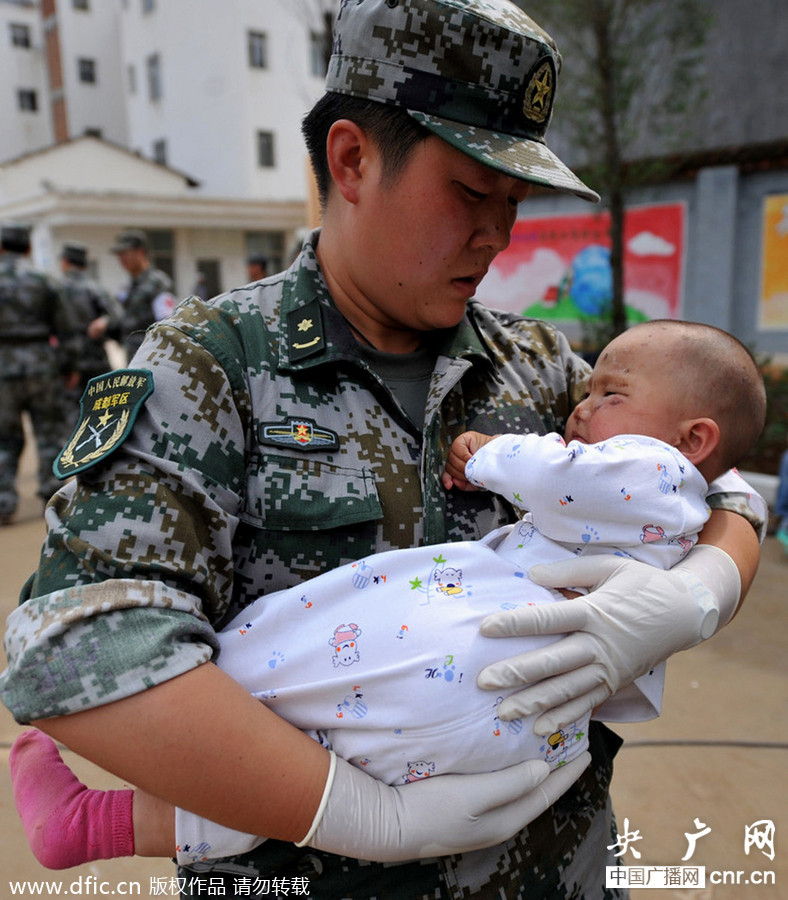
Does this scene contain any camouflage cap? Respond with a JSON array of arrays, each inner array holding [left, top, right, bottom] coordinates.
[[61, 240, 89, 267], [111, 228, 148, 253], [247, 252, 269, 269], [1, 222, 31, 254], [326, 0, 599, 202]]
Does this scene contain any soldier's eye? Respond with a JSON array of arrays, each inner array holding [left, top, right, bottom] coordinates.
[[458, 182, 486, 201]]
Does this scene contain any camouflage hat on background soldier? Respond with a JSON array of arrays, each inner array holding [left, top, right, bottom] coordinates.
[[61, 241, 89, 268], [1, 223, 32, 254], [247, 252, 268, 270], [110, 228, 149, 254], [326, 0, 599, 202]]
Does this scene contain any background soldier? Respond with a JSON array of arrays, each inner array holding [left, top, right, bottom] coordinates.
[[91, 228, 175, 362], [246, 252, 268, 282], [0, 224, 78, 522], [59, 241, 122, 402]]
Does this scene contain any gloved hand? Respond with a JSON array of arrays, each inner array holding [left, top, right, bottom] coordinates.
[[298, 749, 590, 861], [477, 545, 741, 736]]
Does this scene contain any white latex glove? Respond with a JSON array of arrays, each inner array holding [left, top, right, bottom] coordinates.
[[298, 750, 590, 862], [477, 545, 740, 735]]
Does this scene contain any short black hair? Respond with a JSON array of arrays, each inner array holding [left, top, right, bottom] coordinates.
[[302, 93, 431, 210]]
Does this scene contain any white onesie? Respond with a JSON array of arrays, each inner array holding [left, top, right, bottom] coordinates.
[[174, 433, 756, 865]]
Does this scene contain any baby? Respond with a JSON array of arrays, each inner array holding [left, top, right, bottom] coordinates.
[[9, 319, 766, 868]]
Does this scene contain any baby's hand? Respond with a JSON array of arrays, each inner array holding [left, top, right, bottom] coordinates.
[[442, 432, 498, 491]]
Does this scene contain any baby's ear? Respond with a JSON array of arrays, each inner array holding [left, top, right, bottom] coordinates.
[[676, 417, 720, 466]]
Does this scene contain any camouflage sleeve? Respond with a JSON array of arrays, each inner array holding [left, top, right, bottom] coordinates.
[[1, 580, 219, 722], [0, 321, 245, 722], [706, 470, 768, 539]]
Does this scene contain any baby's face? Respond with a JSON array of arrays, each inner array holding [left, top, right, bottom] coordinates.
[[565, 330, 683, 446]]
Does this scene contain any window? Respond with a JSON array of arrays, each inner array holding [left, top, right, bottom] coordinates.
[[310, 30, 329, 78], [146, 53, 161, 101], [152, 139, 167, 165], [147, 229, 174, 283], [78, 58, 96, 84], [10, 23, 31, 48], [72, 0, 90, 10], [256, 130, 275, 167], [18, 89, 38, 112], [142, 0, 155, 12], [248, 31, 267, 69]]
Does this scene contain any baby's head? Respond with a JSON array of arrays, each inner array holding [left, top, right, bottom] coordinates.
[[566, 320, 766, 482]]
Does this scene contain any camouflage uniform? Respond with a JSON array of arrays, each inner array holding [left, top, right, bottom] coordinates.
[[1, 234, 760, 898], [115, 265, 174, 360], [61, 267, 121, 390], [0, 254, 77, 516]]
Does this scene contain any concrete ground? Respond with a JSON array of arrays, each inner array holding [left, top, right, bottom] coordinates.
[[1, 429, 785, 898]]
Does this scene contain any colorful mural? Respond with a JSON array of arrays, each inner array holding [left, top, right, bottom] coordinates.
[[758, 194, 788, 330], [477, 203, 686, 324]]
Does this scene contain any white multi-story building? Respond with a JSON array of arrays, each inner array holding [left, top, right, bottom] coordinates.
[[45, 0, 129, 148], [0, 0, 53, 160], [120, 0, 327, 202], [0, 0, 330, 300], [0, 0, 128, 159]]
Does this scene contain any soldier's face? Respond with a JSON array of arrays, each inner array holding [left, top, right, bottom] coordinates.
[[116, 247, 147, 277], [353, 136, 530, 334]]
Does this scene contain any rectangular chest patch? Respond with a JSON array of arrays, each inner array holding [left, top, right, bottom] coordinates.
[[259, 418, 339, 452]]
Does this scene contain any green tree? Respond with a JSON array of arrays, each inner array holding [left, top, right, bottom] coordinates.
[[515, 0, 710, 340]]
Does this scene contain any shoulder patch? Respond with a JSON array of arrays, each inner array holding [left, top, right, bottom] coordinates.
[[54, 369, 154, 478]]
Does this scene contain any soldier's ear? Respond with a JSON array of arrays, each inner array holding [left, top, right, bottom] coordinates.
[[325, 119, 374, 205]]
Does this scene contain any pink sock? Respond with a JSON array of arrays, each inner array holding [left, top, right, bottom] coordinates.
[[9, 730, 135, 869]]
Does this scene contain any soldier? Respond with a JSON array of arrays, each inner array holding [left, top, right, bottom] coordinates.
[[59, 241, 122, 399], [1, 2, 762, 898], [0, 224, 78, 521], [92, 228, 176, 361], [246, 252, 268, 282]]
